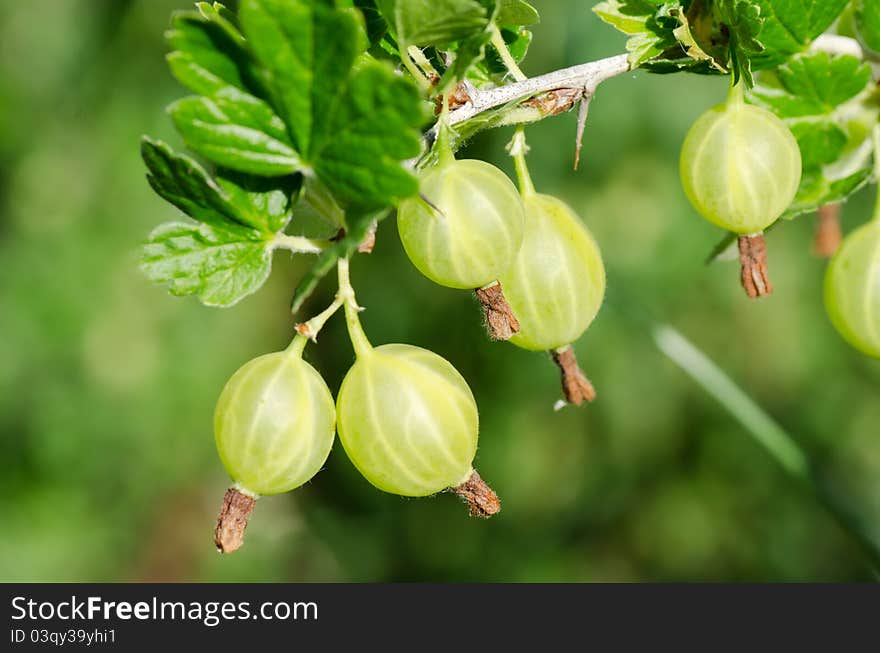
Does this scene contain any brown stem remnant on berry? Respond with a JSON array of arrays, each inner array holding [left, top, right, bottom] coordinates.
[[474, 281, 520, 340], [433, 81, 472, 114], [551, 345, 596, 405], [814, 204, 842, 258], [214, 487, 255, 554], [451, 469, 500, 518], [738, 234, 773, 299]]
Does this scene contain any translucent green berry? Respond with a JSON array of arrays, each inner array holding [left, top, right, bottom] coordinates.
[[499, 193, 605, 351], [336, 344, 478, 496], [397, 159, 525, 289], [824, 220, 880, 358], [680, 86, 802, 234], [214, 350, 336, 495]]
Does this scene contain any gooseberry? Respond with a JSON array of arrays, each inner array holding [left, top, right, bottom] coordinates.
[[679, 84, 802, 234], [499, 193, 605, 351], [397, 158, 525, 289], [214, 348, 336, 496], [824, 219, 880, 358], [336, 343, 479, 496]]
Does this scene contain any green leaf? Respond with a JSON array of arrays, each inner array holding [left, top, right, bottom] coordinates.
[[789, 121, 848, 170], [435, 0, 500, 90], [856, 0, 880, 53], [483, 27, 532, 76], [216, 172, 298, 234], [168, 92, 303, 176], [496, 0, 539, 26], [592, 1, 682, 68], [378, 0, 488, 47], [751, 0, 851, 68], [313, 65, 424, 209], [354, 0, 390, 47], [141, 138, 295, 306], [749, 52, 878, 215], [142, 221, 274, 308], [165, 9, 266, 99], [195, 1, 240, 27], [716, 0, 764, 87], [776, 54, 873, 113], [239, 0, 361, 157], [239, 0, 425, 210], [141, 137, 292, 233], [594, 0, 851, 80], [671, 9, 725, 73], [164, 6, 310, 178]]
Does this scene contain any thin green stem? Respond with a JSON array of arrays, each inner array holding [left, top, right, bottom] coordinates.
[[286, 334, 308, 357], [272, 233, 329, 254], [337, 257, 372, 358], [434, 98, 456, 167], [652, 323, 880, 573], [490, 25, 527, 82], [507, 127, 535, 198], [288, 294, 346, 354], [726, 80, 745, 107], [872, 125, 880, 222]]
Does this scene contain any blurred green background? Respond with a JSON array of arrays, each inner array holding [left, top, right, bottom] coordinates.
[[1, 0, 879, 582]]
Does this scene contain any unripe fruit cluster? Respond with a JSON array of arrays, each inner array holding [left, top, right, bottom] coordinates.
[[213, 336, 492, 552], [212, 139, 609, 552], [397, 138, 607, 400]]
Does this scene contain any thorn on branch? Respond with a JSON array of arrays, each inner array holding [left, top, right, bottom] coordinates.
[[551, 345, 596, 406], [738, 234, 773, 299], [814, 204, 842, 258], [450, 469, 500, 518], [574, 92, 592, 170], [475, 281, 520, 340], [214, 487, 255, 554]]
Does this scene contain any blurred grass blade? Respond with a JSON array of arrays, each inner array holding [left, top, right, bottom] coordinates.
[[653, 324, 880, 573], [653, 325, 809, 479]]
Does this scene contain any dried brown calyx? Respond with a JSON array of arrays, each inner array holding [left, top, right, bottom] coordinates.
[[522, 87, 583, 116], [474, 281, 520, 340], [451, 469, 500, 518], [214, 487, 256, 554], [433, 81, 472, 114], [738, 233, 773, 299], [814, 204, 842, 258], [551, 345, 596, 406]]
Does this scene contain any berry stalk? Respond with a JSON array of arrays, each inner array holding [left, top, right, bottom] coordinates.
[[338, 257, 373, 358], [551, 345, 596, 406], [214, 487, 257, 554], [738, 234, 773, 299], [475, 281, 520, 340], [450, 469, 501, 518]]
